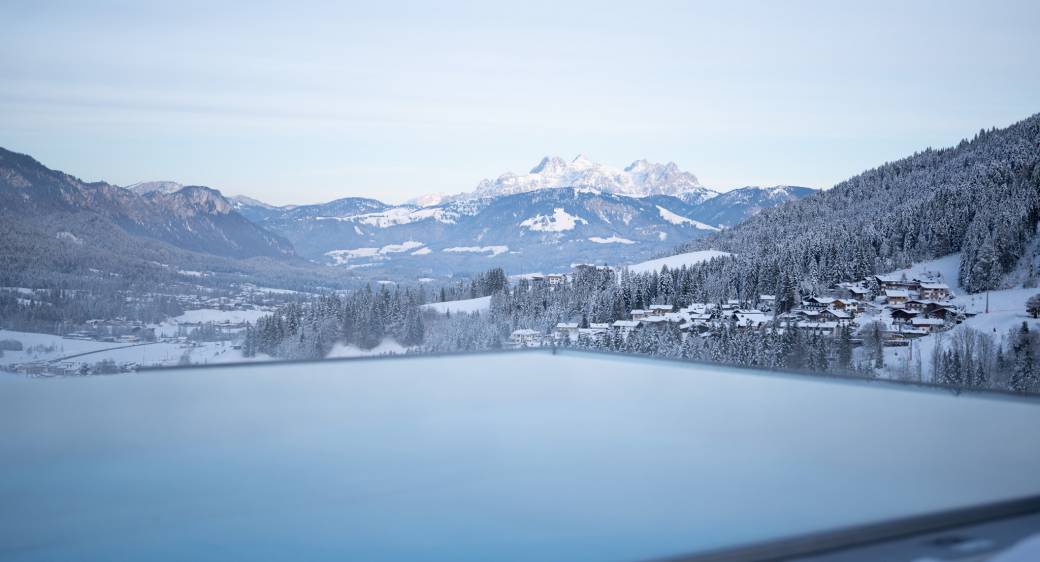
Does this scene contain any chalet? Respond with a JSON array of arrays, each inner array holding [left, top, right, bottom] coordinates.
[[630, 309, 648, 320], [890, 308, 919, 325], [919, 282, 951, 301], [684, 313, 714, 328], [875, 274, 921, 292], [547, 274, 565, 287], [758, 294, 776, 310], [911, 317, 946, 333], [885, 289, 910, 306], [589, 322, 611, 330], [820, 308, 852, 323], [843, 285, 871, 300], [903, 299, 933, 312], [14, 362, 48, 375], [733, 310, 769, 329], [925, 306, 961, 322], [793, 309, 822, 320], [640, 316, 675, 330], [647, 304, 674, 316], [612, 320, 641, 338], [510, 329, 541, 347], [554, 322, 579, 340], [804, 296, 836, 310], [578, 325, 610, 342], [793, 321, 840, 337]]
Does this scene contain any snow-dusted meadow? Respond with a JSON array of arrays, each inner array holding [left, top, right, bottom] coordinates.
[[625, 250, 733, 274], [1, 351, 1038, 561], [0, 328, 255, 370], [420, 295, 492, 314]]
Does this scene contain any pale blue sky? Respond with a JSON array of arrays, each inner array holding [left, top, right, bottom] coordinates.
[[2, 0, 1038, 205]]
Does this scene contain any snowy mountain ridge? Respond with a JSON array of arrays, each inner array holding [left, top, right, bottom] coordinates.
[[463, 154, 714, 203]]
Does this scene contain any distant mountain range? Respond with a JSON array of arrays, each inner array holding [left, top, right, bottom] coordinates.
[[0, 149, 815, 281], [229, 155, 814, 275], [0, 149, 294, 261]]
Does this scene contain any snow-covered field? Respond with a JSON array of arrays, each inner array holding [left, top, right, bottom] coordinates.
[[326, 339, 407, 358], [626, 250, 733, 274], [0, 329, 126, 363], [171, 308, 270, 324], [421, 296, 492, 314], [442, 245, 509, 257], [152, 308, 270, 338], [588, 236, 635, 244], [0, 329, 254, 370], [655, 205, 720, 231]]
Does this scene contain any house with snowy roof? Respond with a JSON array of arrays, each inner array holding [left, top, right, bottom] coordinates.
[[510, 329, 541, 347], [885, 289, 910, 306], [647, 304, 674, 316], [612, 320, 641, 338], [554, 322, 579, 340], [919, 282, 951, 301], [911, 317, 946, 333]]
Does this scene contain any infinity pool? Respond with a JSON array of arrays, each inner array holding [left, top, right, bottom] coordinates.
[[2, 351, 1039, 561]]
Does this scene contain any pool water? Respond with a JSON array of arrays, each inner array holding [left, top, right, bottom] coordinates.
[[2, 351, 1039, 561]]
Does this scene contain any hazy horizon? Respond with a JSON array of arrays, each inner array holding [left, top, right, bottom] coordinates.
[[3, 0, 1039, 205]]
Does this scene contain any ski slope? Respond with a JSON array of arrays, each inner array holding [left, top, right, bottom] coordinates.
[[626, 250, 732, 274], [421, 296, 492, 314]]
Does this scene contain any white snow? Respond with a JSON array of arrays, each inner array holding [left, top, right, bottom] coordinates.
[[442, 246, 509, 257], [0, 329, 126, 363], [470, 154, 708, 199], [325, 247, 381, 265], [56, 231, 83, 245], [354, 207, 456, 227], [379, 240, 425, 254], [588, 236, 635, 244], [626, 250, 733, 274], [171, 308, 269, 325], [0, 329, 256, 369], [325, 241, 427, 264], [519, 208, 587, 232], [326, 339, 407, 358], [656, 206, 721, 231], [421, 296, 492, 314], [885, 253, 963, 289]]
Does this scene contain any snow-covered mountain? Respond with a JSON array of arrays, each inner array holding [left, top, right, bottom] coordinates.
[[0, 149, 295, 260], [246, 187, 790, 276], [686, 185, 815, 227], [469, 154, 714, 201]]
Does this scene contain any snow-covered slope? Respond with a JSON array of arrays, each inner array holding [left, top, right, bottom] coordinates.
[[626, 250, 733, 274], [421, 296, 493, 314]]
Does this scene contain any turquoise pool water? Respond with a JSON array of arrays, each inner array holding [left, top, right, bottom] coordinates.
[[2, 351, 1039, 561]]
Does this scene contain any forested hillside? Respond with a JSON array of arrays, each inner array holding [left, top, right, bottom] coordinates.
[[677, 114, 1040, 297]]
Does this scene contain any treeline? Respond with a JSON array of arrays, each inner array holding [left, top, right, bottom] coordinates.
[[0, 287, 184, 334], [674, 114, 1040, 299], [930, 323, 1040, 393], [241, 262, 1040, 394], [243, 285, 427, 359]]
